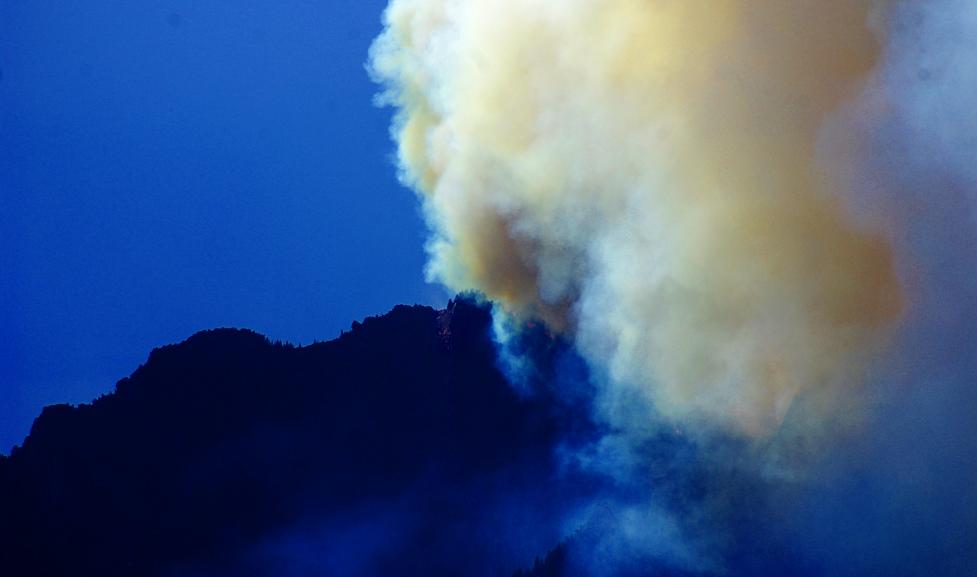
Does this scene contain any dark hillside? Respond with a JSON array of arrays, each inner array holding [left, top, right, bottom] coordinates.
[[0, 298, 582, 577]]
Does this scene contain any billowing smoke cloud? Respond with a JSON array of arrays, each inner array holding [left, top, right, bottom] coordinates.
[[370, 0, 903, 437]]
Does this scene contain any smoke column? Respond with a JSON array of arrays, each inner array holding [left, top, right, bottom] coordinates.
[[370, 0, 903, 437]]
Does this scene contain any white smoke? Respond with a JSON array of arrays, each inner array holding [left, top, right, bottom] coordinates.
[[371, 0, 904, 438], [884, 0, 977, 195]]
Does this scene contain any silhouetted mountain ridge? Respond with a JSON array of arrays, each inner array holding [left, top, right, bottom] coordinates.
[[0, 298, 590, 577]]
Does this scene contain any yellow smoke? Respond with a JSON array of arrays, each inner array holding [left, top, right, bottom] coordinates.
[[371, 0, 903, 436]]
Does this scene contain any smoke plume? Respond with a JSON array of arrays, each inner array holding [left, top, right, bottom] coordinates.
[[370, 0, 903, 437]]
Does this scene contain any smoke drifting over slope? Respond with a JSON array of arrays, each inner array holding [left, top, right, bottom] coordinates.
[[371, 0, 903, 436]]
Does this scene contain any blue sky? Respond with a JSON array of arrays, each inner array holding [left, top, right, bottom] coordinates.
[[0, 0, 443, 452]]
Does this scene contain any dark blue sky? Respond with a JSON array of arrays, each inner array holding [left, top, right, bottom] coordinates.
[[0, 0, 443, 452]]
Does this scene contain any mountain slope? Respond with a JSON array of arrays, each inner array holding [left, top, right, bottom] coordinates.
[[0, 298, 581, 577]]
